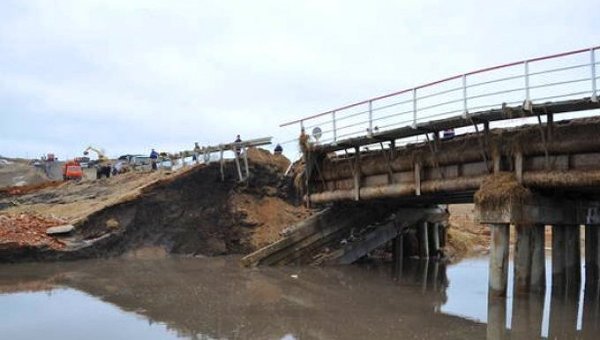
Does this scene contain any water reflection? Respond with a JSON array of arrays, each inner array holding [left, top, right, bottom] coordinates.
[[483, 259, 600, 339], [1, 256, 599, 339], [0, 257, 481, 340]]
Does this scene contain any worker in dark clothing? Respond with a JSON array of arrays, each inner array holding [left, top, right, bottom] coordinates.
[[192, 142, 200, 163], [234, 135, 242, 156], [274, 144, 283, 155], [150, 148, 159, 170]]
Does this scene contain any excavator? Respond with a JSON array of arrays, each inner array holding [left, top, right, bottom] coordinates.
[[63, 159, 83, 181], [83, 146, 112, 179]]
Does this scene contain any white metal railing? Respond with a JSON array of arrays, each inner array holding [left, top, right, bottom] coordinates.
[[281, 46, 600, 147]]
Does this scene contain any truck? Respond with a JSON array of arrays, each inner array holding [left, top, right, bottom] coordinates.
[[63, 160, 83, 181]]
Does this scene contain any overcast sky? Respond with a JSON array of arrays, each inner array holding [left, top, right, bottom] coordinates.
[[0, 0, 598, 160]]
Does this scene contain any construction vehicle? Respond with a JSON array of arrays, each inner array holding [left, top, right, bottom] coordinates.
[[63, 160, 83, 181], [83, 146, 111, 179]]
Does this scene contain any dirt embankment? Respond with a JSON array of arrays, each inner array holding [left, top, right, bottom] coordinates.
[[0, 149, 309, 262]]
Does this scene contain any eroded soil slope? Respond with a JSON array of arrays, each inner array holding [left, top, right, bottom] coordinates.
[[0, 149, 308, 262]]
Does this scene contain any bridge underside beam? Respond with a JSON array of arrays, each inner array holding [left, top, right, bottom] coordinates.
[[476, 193, 600, 226], [310, 170, 600, 204]]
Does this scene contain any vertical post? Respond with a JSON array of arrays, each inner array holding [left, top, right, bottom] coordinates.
[[531, 224, 546, 292], [489, 223, 510, 297], [234, 148, 243, 182], [353, 146, 360, 201], [585, 225, 600, 286], [368, 100, 373, 136], [592, 48, 598, 102], [552, 224, 566, 288], [565, 225, 581, 289], [524, 61, 532, 111], [242, 147, 250, 180], [332, 111, 337, 143], [419, 221, 429, 258], [412, 88, 417, 128], [414, 162, 421, 196], [392, 233, 404, 280], [462, 74, 468, 118], [514, 151, 523, 184], [514, 224, 533, 294], [431, 222, 440, 258], [219, 147, 225, 181]]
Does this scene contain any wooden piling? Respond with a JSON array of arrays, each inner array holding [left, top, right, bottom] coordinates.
[[585, 225, 600, 285], [419, 221, 429, 258], [552, 224, 566, 288], [514, 224, 533, 293], [565, 225, 581, 288], [431, 223, 440, 258], [531, 224, 546, 292], [489, 223, 510, 297]]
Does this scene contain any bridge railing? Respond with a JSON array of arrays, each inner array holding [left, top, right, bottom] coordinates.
[[281, 46, 599, 146]]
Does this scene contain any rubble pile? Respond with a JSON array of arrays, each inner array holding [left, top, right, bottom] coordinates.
[[0, 213, 66, 250]]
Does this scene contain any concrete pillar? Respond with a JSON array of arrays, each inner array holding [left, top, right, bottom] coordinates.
[[439, 223, 447, 248], [431, 223, 440, 258], [552, 224, 566, 288], [489, 223, 510, 297], [585, 225, 600, 286], [531, 224, 546, 292], [392, 234, 404, 280], [486, 295, 507, 340], [419, 221, 429, 258], [565, 225, 581, 288], [514, 224, 533, 293]]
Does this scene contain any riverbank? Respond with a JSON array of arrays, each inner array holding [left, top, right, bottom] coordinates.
[[0, 149, 309, 262]]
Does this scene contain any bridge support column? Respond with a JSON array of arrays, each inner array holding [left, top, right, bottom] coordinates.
[[418, 221, 429, 258], [514, 224, 533, 293], [514, 224, 546, 294], [489, 223, 510, 297], [585, 225, 600, 285], [531, 224, 546, 292], [565, 225, 581, 288], [552, 224, 566, 288], [430, 223, 440, 258]]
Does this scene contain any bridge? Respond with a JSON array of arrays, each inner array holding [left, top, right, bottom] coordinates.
[[272, 46, 600, 296]]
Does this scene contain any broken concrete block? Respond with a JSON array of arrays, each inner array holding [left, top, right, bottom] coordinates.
[[46, 224, 75, 235]]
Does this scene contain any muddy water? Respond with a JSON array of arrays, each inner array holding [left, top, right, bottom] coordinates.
[[0, 255, 596, 339]]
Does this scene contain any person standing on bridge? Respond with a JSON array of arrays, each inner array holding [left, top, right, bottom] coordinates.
[[193, 142, 201, 164], [234, 135, 242, 156], [274, 143, 283, 155]]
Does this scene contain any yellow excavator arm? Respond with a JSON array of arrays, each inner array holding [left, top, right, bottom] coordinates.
[[83, 146, 108, 162]]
